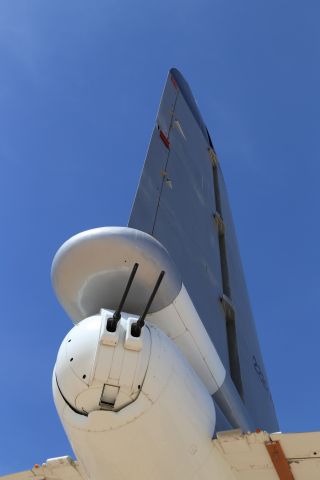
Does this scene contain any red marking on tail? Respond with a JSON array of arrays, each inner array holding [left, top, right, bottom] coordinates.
[[160, 130, 170, 149], [170, 75, 178, 90]]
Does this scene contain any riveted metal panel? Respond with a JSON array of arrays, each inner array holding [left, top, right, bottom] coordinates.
[[152, 92, 229, 367], [218, 171, 278, 431], [129, 74, 178, 234], [129, 68, 279, 432]]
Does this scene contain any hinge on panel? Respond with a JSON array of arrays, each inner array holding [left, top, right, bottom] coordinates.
[[220, 294, 235, 320], [208, 147, 219, 168], [213, 212, 225, 236], [161, 170, 173, 189]]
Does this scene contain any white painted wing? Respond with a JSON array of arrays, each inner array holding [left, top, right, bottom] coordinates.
[[1, 457, 86, 480], [214, 429, 320, 479]]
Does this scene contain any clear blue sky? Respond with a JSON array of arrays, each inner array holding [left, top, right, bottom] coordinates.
[[1, 0, 320, 474]]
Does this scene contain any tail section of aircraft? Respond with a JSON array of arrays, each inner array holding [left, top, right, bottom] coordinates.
[[129, 68, 278, 433], [46, 68, 280, 479], [8, 68, 320, 480], [1, 67, 282, 480]]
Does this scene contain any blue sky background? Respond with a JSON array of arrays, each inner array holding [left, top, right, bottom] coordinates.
[[1, 0, 320, 474]]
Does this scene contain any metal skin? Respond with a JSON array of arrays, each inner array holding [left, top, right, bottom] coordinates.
[[51, 227, 182, 322], [4, 68, 320, 480], [53, 313, 238, 480], [52, 226, 254, 431], [49, 68, 279, 478], [129, 68, 279, 432]]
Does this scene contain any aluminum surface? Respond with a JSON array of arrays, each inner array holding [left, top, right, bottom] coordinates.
[[129, 68, 279, 432], [52, 227, 182, 322]]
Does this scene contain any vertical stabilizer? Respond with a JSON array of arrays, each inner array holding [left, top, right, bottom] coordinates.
[[129, 68, 278, 432]]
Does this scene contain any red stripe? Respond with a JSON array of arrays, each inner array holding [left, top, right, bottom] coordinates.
[[265, 441, 294, 480], [160, 130, 170, 149], [170, 75, 178, 90]]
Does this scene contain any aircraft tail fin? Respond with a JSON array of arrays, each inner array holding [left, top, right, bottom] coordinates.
[[129, 68, 278, 432]]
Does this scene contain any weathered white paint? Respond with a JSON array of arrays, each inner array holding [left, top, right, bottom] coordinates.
[[52, 313, 236, 480]]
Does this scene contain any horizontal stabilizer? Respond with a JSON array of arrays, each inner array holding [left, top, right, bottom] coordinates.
[[214, 429, 320, 479], [1, 457, 86, 480]]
